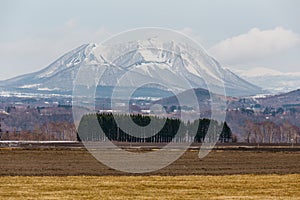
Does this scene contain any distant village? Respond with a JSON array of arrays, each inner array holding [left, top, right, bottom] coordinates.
[[0, 94, 300, 143]]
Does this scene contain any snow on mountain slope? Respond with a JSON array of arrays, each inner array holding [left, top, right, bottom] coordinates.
[[0, 39, 263, 97], [91, 38, 262, 96], [231, 67, 300, 93]]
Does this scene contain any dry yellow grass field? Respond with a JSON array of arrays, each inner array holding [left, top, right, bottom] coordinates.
[[0, 174, 299, 200]]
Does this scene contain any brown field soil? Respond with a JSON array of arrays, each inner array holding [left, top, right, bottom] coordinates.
[[0, 175, 299, 199], [0, 148, 299, 176], [0, 148, 299, 199]]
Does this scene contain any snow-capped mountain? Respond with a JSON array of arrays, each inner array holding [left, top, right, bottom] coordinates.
[[0, 39, 263, 97], [0, 44, 95, 92], [231, 67, 300, 93]]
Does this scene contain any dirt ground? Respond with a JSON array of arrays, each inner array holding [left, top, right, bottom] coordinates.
[[0, 147, 299, 176]]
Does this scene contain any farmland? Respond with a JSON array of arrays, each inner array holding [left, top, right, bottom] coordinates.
[[0, 145, 299, 176], [0, 175, 299, 199], [0, 146, 299, 199]]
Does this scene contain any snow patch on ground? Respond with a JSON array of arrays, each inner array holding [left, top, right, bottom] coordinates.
[[37, 87, 60, 91], [19, 84, 40, 89]]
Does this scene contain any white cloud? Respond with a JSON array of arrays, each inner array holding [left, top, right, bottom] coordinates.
[[208, 27, 300, 66]]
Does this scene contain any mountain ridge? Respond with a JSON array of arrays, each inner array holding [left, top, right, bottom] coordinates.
[[0, 41, 263, 97], [231, 67, 300, 93]]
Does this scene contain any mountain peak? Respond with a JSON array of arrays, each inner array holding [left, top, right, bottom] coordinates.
[[0, 41, 263, 97]]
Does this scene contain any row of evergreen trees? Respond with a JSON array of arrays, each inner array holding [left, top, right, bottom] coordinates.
[[78, 113, 232, 143]]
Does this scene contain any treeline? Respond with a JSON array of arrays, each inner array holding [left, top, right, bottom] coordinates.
[[78, 113, 232, 143], [244, 121, 300, 143], [0, 122, 77, 141]]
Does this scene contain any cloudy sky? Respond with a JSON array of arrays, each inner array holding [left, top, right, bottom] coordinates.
[[0, 0, 299, 80]]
